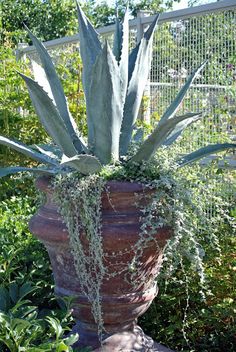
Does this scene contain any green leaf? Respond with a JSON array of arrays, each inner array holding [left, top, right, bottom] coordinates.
[[0, 287, 10, 312], [61, 154, 102, 175], [0, 167, 58, 178], [162, 112, 202, 146], [0, 334, 16, 352], [46, 317, 63, 339], [63, 333, 79, 346], [119, 14, 159, 156], [19, 73, 78, 158], [9, 282, 19, 304], [0, 136, 58, 166], [159, 61, 207, 124], [19, 283, 37, 301], [25, 26, 84, 154], [130, 113, 199, 163], [178, 143, 236, 167], [12, 318, 31, 332], [87, 42, 123, 164]]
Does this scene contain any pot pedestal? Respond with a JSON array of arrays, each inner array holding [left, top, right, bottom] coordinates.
[[29, 177, 174, 352], [73, 322, 173, 351]]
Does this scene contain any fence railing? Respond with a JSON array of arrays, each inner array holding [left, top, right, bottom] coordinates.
[[16, 0, 236, 56]]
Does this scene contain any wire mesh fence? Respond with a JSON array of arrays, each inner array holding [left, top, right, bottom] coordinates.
[[150, 9, 236, 155]]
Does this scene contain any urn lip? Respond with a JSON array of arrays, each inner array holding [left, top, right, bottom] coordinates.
[[35, 176, 151, 194]]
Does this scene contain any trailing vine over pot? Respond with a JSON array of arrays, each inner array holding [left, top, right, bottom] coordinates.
[[0, 2, 235, 351]]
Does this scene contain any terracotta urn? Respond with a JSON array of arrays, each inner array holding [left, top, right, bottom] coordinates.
[[29, 176, 173, 352]]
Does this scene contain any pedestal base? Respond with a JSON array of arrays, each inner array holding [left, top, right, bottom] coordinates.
[[94, 326, 174, 352], [73, 323, 174, 352]]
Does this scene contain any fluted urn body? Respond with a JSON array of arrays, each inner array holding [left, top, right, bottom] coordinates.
[[29, 176, 173, 352]]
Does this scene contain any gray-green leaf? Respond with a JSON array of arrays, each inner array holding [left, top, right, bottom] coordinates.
[[0, 136, 58, 166], [162, 112, 202, 146], [87, 41, 123, 164], [25, 25, 84, 153], [0, 167, 58, 178], [76, 2, 102, 146], [178, 143, 236, 167], [61, 154, 102, 175], [19, 73, 78, 157], [130, 113, 200, 163], [159, 61, 207, 124], [119, 14, 159, 156]]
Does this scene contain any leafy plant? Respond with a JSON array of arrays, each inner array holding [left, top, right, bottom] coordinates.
[[0, 283, 78, 352]]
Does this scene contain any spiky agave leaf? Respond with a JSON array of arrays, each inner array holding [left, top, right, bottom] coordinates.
[[113, 5, 129, 105], [33, 144, 62, 159], [159, 61, 207, 124], [130, 113, 203, 163], [24, 25, 85, 154], [119, 14, 159, 156], [0, 167, 58, 178], [162, 112, 202, 146], [0, 136, 59, 166], [76, 2, 102, 146], [113, 15, 123, 62], [87, 41, 123, 164], [31, 60, 54, 101], [19, 73, 78, 158], [61, 154, 102, 175], [178, 143, 236, 167]]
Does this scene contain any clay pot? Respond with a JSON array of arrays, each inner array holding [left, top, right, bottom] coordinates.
[[29, 176, 173, 352]]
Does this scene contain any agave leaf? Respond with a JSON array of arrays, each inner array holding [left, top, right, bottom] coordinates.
[[61, 154, 102, 175], [119, 5, 129, 106], [24, 25, 84, 153], [0, 136, 59, 166], [113, 6, 129, 105], [19, 73, 78, 158], [163, 112, 202, 146], [31, 60, 54, 101], [130, 113, 200, 163], [178, 143, 236, 167], [88, 41, 123, 164], [113, 16, 122, 62], [159, 61, 207, 124], [33, 144, 62, 159], [119, 14, 159, 156], [76, 1, 102, 96], [0, 167, 58, 178], [132, 127, 144, 143], [76, 2, 102, 145]]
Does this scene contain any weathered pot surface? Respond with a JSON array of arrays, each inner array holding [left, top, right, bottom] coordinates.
[[29, 176, 174, 352]]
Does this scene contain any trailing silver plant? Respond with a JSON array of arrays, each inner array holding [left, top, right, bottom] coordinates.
[[0, 2, 235, 177]]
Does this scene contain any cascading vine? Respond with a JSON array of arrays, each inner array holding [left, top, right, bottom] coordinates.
[[53, 174, 106, 339], [50, 146, 234, 344]]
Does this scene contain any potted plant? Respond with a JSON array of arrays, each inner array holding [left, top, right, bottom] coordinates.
[[0, 3, 235, 351]]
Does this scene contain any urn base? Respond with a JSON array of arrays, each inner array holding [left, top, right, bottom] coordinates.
[[73, 323, 174, 352]]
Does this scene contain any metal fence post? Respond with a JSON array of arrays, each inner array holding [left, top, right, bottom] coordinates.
[[15, 43, 28, 61], [136, 10, 151, 124]]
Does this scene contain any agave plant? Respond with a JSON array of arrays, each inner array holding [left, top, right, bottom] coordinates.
[[0, 2, 235, 178]]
